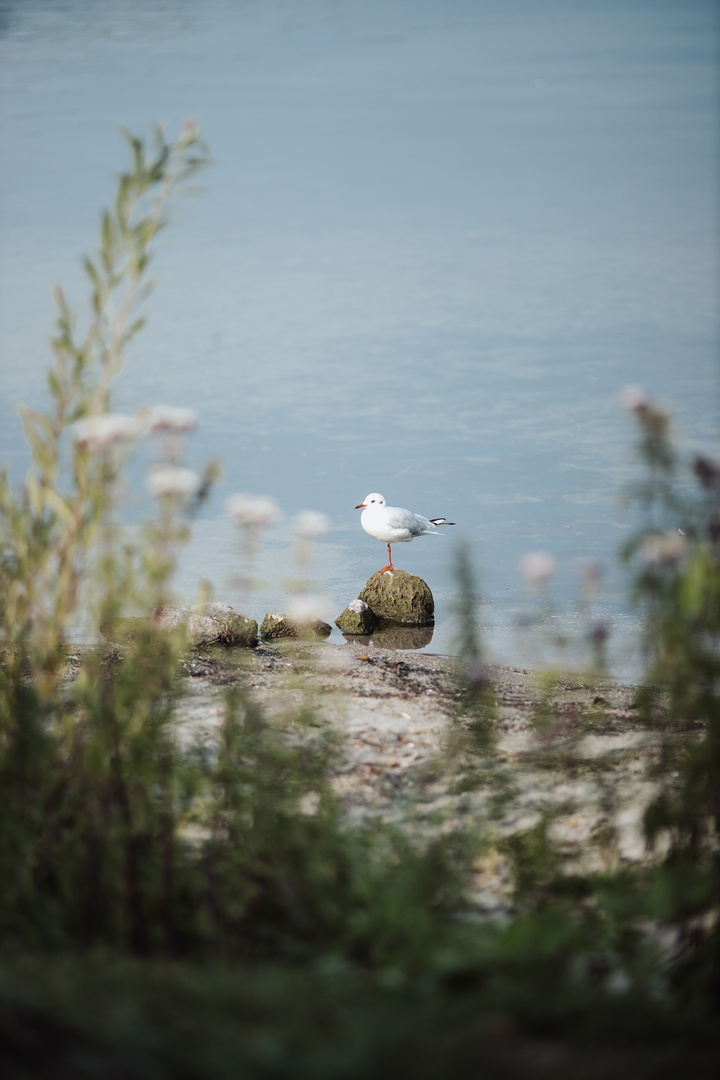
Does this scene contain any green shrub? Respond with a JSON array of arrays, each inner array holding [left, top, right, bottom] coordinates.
[[621, 391, 720, 1006]]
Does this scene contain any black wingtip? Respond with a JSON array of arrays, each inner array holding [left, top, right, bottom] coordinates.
[[430, 518, 455, 526]]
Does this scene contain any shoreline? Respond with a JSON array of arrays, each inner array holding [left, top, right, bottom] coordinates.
[[137, 640, 656, 915]]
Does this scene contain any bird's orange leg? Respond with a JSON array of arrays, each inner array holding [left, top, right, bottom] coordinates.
[[378, 543, 394, 573]]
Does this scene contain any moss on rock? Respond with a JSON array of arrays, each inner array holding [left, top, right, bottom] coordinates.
[[101, 603, 258, 649], [335, 599, 377, 635], [260, 612, 332, 640], [195, 603, 258, 647], [357, 570, 434, 626]]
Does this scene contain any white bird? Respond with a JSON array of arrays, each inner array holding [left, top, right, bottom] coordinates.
[[354, 493, 455, 573]]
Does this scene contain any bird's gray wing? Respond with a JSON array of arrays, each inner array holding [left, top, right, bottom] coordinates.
[[386, 507, 433, 536]]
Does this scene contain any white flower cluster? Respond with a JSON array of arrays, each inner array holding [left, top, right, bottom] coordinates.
[[147, 465, 203, 499], [640, 530, 688, 566], [144, 405, 198, 435], [620, 385, 670, 425], [520, 551, 556, 584], [294, 510, 331, 539], [287, 595, 332, 624], [620, 385, 650, 414], [73, 404, 199, 453], [72, 413, 140, 452], [226, 494, 282, 528]]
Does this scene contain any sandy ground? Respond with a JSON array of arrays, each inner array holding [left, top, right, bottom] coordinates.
[[171, 641, 659, 914]]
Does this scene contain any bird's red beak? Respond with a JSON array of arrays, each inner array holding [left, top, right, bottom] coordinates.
[[354, 502, 366, 509]]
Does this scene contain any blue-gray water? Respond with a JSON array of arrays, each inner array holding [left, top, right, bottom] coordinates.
[[1, 0, 718, 677]]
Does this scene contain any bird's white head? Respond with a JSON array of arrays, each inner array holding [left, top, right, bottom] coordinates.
[[354, 493, 386, 510]]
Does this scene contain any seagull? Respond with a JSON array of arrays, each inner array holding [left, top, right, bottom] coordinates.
[[354, 493, 455, 573]]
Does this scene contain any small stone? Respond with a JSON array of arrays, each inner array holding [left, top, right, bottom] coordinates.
[[358, 569, 434, 626], [260, 612, 332, 640], [335, 599, 377, 635]]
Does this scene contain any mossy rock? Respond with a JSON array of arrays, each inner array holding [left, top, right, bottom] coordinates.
[[101, 604, 258, 650], [101, 609, 221, 648], [195, 603, 258, 648], [335, 600, 377, 635], [357, 569, 434, 626], [260, 612, 332, 640]]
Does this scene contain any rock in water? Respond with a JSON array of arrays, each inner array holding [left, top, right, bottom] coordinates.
[[260, 612, 332, 640], [335, 599, 377, 635], [357, 569, 434, 626], [368, 624, 434, 649]]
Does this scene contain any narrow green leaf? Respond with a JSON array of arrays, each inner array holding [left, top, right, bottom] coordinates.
[[123, 316, 146, 344], [101, 209, 114, 253]]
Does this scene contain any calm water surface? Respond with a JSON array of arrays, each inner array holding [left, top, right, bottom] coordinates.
[[1, 0, 718, 676]]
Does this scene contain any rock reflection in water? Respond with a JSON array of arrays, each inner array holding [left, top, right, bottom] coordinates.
[[343, 623, 434, 651]]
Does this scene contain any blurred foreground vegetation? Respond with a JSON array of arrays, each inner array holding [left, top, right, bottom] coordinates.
[[0, 126, 718, 1077]]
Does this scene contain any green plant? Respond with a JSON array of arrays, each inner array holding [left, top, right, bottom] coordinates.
[[0, 122, 211, 703], [0, 123, 214, 955], [451, 540, 497, 750], [621, 390, 720, 1005]]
